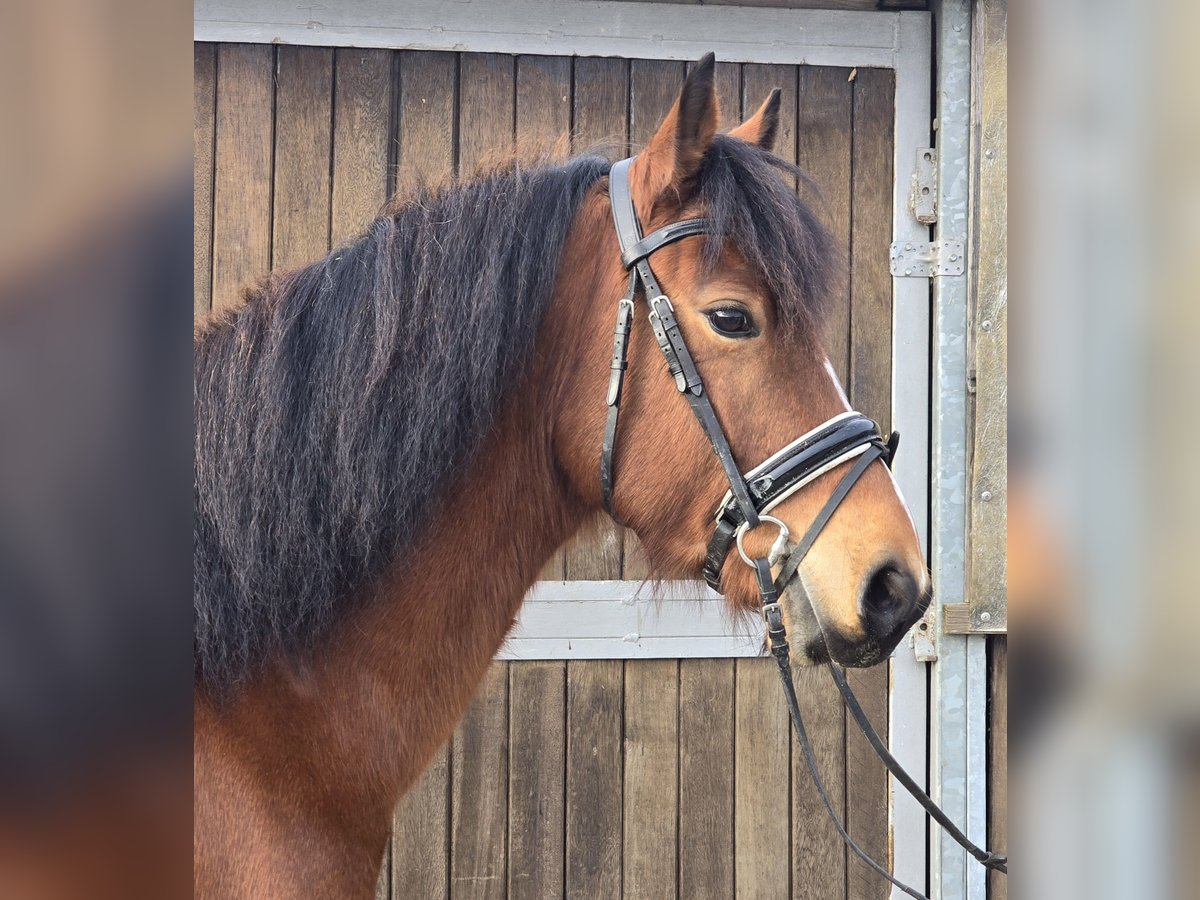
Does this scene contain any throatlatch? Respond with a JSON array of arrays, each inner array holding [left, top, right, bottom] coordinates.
[[599, 154, 1006, 897]]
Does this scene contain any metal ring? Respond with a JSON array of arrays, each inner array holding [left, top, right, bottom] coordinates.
[[735, 515, 790, 568]]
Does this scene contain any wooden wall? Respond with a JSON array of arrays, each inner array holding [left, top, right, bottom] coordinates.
[[194, 44, 898, 898]]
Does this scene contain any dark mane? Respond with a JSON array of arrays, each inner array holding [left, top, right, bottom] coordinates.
[[193, 138, 836, 691], [194, 154, 610, 689], [697, 134, 839, 339]]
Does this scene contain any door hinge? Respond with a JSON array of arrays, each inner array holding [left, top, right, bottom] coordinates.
[[889, 238, 965, 278], [909, 147, 937, 224]]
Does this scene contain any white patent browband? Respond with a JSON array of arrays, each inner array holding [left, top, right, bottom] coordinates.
[[757, 443, 875, 516], [712, 411, 862, 520]]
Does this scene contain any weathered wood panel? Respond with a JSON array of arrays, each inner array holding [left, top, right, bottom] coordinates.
[[272, 46, 333, 268], [450, 59, 516, 900], [846, 64, 895, 900], [211, 43, 273, 313], [389, 49, 457, 900], [989, 637, 1007, 900], [193, 43, 216, 317], [792, 63, 854, 900], [330, 48, 392, 244], [563, 54, 627, 900], [965, 0, 1008, 633]]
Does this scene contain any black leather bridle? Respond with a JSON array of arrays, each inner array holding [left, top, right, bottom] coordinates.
[[600, 156, 1006, 897]]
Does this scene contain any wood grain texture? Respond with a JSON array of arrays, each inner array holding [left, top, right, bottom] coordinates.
[[272, 46, 333, 269], [562, 56, 627, 900], [565, 659, 623, 899], [623, 658, 679, 900], [194, 43, 216, 317], [791, 64, 852, 900], [395, 50, 457, 194], [796, 66, 853, 382], [392, 744, 450, 900], [211, 43, 273, 313], [734, 658, 791, 900], [679, 659, 735, 899], [622, 57, 685, 580], [846, 64, 895, 900], [331, 47, 392, 245], [459, 54, 515, 173], [966, 0, 1008, 632], [509, 70, 570, 888], [565, 54, 628, 583], [507, 661, 566, 900], [452, 663, 509, 900], [988, 637, 1007, 900]]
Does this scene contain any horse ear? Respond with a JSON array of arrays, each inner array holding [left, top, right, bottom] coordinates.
[[629, 53, 719, 220], [729, 88, 782, 151]]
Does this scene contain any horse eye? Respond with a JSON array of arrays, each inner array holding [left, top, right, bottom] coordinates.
[[706, 307, 755, 337]]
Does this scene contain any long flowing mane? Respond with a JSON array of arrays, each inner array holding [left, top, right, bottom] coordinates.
[[193, 137, 836, 691]]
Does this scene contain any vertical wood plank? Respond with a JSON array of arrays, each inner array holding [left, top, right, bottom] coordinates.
[[572, 56, 628, 156], [796, 65, 853, 381], [565, 56, 629, 583], [623, 658, 679, 900], [393, 746, 451, 900], [390, 55, 459, 897], [565, 657, 622, 900], [459, 53, 515, 174], [516, 53, 572, 584], [193, 43, 216, 318], [395, 50, 457, 196], [452, 663, 509, 900], [211, 43, 273, 313], [450, 60, 515, 900], [622, 57, 685, 579], [507, 662, 566, 900], [846, 64, 895, 900], [563, 55, 627, 900], [330, 47, 392, 245], [731, 61, 802, 900], [503, 56, 571, 900], [679, 659, 734, 899], [272, 46, 333, 269], [734, 659, 791, 900], [791, 64, 853, 900], [376, 843, 391, 900], [988, 637, 1007, 900]]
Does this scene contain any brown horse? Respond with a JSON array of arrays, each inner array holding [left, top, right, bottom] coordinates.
[[194, 56, 929, 899]]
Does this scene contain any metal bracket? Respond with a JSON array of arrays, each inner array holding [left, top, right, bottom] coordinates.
[[909, 605, 938, 662], [909, 148, 938, 224], [889, 238, 965, 278]]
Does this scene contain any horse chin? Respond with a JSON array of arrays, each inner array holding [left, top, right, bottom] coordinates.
[[778, 575, 888, 669], [777, 576, 830, 668]]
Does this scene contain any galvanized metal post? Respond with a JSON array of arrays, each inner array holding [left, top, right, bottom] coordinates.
[[929, 1, 988, 899]]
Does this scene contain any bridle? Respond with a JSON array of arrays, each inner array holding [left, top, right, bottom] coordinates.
[[600, 156, 1006, 897]]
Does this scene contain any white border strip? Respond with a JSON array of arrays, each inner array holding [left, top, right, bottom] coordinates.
[[195, 0, 907, 69], [499, 580, 764, 660]]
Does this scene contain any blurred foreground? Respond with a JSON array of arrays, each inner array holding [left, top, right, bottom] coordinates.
[[0, 0, 1196, 896]]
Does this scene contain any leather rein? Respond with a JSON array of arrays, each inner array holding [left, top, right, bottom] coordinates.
[[599, 157, 1006, 897]]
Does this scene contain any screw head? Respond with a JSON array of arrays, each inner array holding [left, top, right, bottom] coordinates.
[[985, 148, 995, 159], [981, 490, 993, 502], [905, 268, 912, 275], [981, 319, 993, 331], [980, 611, 992, 623]]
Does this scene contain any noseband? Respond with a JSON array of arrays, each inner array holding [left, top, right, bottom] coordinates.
[[599, 156, 1006, 897]]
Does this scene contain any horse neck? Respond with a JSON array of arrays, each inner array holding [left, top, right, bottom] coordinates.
[[201, 331, 589, 833]]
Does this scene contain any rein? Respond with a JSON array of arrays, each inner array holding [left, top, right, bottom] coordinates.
[[600, 156, 1006, 897]]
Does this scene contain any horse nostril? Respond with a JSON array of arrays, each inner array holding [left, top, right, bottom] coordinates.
[[860, 562, 921, 640]]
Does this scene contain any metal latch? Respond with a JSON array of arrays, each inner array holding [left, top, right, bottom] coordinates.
[[909, 148, 937, 224], [889, 238, 965, 278], [909, 606, 937, 662]]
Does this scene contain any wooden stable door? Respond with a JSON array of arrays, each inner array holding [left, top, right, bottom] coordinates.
[[195, 45, 898, 899]]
